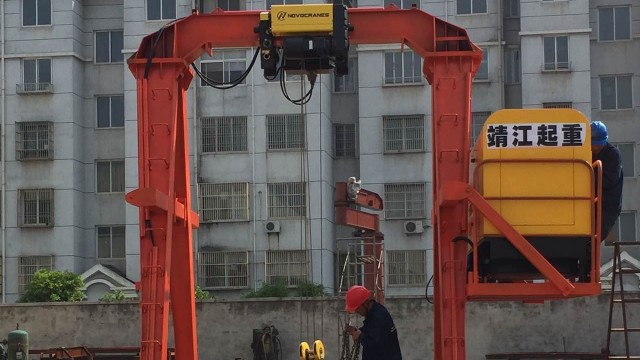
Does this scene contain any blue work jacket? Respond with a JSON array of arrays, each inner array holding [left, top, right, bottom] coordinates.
[[358, 301, 402, 360]]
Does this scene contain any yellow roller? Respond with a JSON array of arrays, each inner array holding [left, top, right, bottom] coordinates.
[[313, 340, 325, 359], [299, 342, 310, 360]]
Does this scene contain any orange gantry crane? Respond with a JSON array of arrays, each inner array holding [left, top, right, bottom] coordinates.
[[126, 4, 603, 360]]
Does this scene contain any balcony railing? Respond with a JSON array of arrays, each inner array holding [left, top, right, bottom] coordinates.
[[16, 83, 54, 94]]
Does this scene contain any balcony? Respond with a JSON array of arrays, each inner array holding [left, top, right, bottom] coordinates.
[[16, 83, 54, 95]]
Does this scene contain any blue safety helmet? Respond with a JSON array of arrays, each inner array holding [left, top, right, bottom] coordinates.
[[591, 121, 608, 146]]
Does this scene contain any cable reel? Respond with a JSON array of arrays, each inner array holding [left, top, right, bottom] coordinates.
[[299, 340, 325, 360]]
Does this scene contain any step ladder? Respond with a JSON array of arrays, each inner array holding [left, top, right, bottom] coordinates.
[[606, 241, 640, 360]]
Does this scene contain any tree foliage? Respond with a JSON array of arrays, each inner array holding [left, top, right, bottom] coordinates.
[[100, 289, 128, 302], [20, 269, 84, 303]]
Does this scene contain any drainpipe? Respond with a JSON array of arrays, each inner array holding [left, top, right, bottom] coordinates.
[[1, 0, 6, 303], [250, 0, 258, 291], [498, 0, 505, 109]]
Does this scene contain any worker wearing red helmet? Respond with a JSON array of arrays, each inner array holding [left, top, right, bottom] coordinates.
[[344, 285, 402, 360], [591, 121, 623, 240]]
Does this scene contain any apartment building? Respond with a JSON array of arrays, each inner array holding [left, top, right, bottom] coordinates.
[[0, 0, 637, 302]]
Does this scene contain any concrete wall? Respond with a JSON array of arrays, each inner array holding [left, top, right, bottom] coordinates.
[[0, 295, 636, 360]]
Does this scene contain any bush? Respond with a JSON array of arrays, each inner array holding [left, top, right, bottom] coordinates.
[[295, 281, 326, 297], [195, 285, 212, 300], [100, 290, 127, 302], [20, 269, 84, 303], [244, 282, 289, 298]]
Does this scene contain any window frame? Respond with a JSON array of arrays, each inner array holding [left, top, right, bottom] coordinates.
[[22, 0, 52, 27], [471, 111, 491, 145], [503, 0, 519, 18], [267, 182, 306, 218], [384, 50, 423, 85], [96, 225, 126, 260], [504, 47, 521, 85], [96, 95, 125, 129], [18, 189, 54, 227], [146, 0, 177, 21], [333, 57, 358, 93], [200, 0, 244, 11], [383, 114, 426, 153], [334, 123, 357, 158], [198, 182, 250, 222], [199, 49, 248, 87], [383, 0, 420, 10], [605, 211, 638, 245], [95, 31, 124, 64], [386, 250, 427, 286], [200, 116, 248, 153], [474, 47, 489, 81], [266, 0, 302, 9], [542, 35, 569, 71], [96, 160, 126, 194], [384, 183, 428, 220], [22, 58, 52, 86], [266, 114, 306, 151], [456, 0, 488, 15], [265, 250, 309, 287], [18, 256, 54, 295], [598, 6, 631, 42], [15, 121, 53, 160], [600, 75, 633, 110], [198, 251, 249, 289]]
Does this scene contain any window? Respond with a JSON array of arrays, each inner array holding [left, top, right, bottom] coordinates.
[[18, 256, 53, 294], [0, 257, 2, 296], [96, 160, 125, 193], [457, 0, 487, 15], [383, 115, 425, 152], [503, 0, 519, 18], [266, 0, 302, 8], [147, 0, 176, 20], [334, 124, 356, 158], [384, 50, 422, 85], [384, 183, 427, 219], [199, 183, 249, 222], [200, 50, 247, 86], [384, 0, 419, 9], [265, 250, 308, 286], [475, 47, 489, 81], [16, 122, 53, 160], [504, 48, 521, 85], [598, 7, 631, 41], [19, 58, 52, 93], [543, 36, 569, 71], [97, 95, 125, 128], [268, 182, 306, 218], [613, 143, 635, 177], [387, 250, 426, 286], [97, 226, 126, 260], [600, 75, 632, 110], [23, 0, 51, 26], [201, 116, 248, 153], [334, 57, 358, 93], [606, 212, 638, 244], [543, 102, 572, 109], [335, 250, 362, 293], [95, 31, 124, 63], [200, 0, 243, 11], [18, 189, 54, 227], [471, 111, 491, 145], [266, 114, 305, 150], [198, 251, 249, 289]]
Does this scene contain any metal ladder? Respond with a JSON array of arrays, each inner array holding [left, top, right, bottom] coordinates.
[[606, 241, 640, 360]]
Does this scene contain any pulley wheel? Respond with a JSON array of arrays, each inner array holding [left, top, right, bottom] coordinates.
[[299, 341, 310, 360], [313, 340, 325, 359]]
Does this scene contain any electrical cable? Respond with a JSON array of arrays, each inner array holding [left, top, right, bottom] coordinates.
[[191, 47, 260, 90]]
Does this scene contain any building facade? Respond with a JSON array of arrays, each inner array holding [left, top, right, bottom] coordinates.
[[0, 0, 637, 302]]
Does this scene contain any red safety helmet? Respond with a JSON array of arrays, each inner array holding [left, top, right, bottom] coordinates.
[[345, 285, 371, 312]]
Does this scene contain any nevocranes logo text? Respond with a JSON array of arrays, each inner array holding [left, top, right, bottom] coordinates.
[[276, 11, 329, 20]]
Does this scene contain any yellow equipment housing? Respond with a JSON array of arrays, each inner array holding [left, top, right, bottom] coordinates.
[[474, 109, 593, 237], [269, 4, 334, 36]]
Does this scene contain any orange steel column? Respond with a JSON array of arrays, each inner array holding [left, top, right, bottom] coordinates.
[[128, 7, 480, 360]]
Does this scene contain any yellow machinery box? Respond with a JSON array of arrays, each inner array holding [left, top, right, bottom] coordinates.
[[474, 109, 593, 237], [269, 4, 334, 36]]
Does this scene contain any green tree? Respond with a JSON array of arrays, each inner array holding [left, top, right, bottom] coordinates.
[[195, 285, 212, 300], [19, 269, 84, 302], [100, 289, 127, 302], [295, 281, 327, 297], [244, 281, 289, 298]]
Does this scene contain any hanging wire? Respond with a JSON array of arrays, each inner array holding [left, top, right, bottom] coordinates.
[[191, 47, 260, 90]]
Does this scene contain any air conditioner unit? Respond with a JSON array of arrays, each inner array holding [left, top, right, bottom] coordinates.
[[265, 221, 281, 233], [404, 220, 424, 234]]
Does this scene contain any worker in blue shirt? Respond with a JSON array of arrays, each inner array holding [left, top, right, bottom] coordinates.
[[345, 285, 402, 360], [591, 121, 623, 240]]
